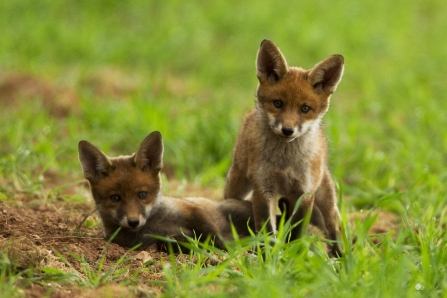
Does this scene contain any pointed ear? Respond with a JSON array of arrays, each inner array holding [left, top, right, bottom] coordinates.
[[78, 140, 112, 180], [308, 54, 344, 94], [256, 39, 289, 84], [135, 131, 163, 173]]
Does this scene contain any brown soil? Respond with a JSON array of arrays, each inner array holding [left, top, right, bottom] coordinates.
[[0, 157, 236, 298], [0, 196, 168, 297], [0, 172, 229, 297]]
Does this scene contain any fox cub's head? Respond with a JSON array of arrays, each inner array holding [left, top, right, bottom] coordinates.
[[256, 39, 344, 142], [78, 131, 163, 231]]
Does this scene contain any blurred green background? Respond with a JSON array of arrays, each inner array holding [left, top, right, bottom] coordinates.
[[1, 0, 446, 214]]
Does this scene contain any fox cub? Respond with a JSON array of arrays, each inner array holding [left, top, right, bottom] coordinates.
[[224, 39, 344, 255], [78, 131, 254, 250]]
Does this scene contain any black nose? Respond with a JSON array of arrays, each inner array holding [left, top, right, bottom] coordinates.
[[281, 127, 294, 136], [128, 219, 140, 228]]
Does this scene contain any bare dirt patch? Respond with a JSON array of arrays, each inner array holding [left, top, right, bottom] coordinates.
[[0, 197, 168, 297], [0, 171, 241, 297]]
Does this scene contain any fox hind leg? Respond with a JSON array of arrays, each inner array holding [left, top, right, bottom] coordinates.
[[314, 171, 343, 256], [224, 165, 252, 200]]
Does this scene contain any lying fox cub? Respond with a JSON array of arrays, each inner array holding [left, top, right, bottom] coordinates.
[[78, 131, 255, 250]]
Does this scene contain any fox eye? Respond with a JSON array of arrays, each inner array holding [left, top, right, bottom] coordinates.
[[138, 191, 147, 199], [110, 194, 121, 202], [273, 100, 283, 108], [301, 105, 310, 113]]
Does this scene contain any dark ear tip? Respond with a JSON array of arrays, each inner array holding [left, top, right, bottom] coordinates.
[[260, 39, 273, 47], [148, 131, 163, 141], [78, 140, 89, 149], [332, 54, 344, 64]]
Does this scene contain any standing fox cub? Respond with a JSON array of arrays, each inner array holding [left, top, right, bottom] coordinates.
[[78, 131, 254, 251], [224, 40, 344, 255]]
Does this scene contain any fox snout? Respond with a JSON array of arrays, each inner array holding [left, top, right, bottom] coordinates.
[[116, 197, 159, 230], [268, 115, 301, 141], [268, 112, 319, 141], [277, 124, 299, 141], [119, 213, 147, 230], [281, 126, 295, 137], [127, 218, 142, 229], [114, 199, 153, 230]]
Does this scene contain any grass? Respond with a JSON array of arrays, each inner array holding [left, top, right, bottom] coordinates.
[[0, 254, 27, 298], [1, 0, 447, 296]]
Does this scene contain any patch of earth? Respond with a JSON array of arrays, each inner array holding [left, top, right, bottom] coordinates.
[[0, 175, 250, 297], [0, 198, 168, 297]]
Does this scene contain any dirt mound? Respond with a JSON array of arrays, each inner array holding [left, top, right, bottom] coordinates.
[[0, 69, 140, 119], [0, 72, 80, 118]]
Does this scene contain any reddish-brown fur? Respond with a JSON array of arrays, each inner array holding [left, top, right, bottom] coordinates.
[[224, 40, 344, 256], [78, 132, 255, 251]]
